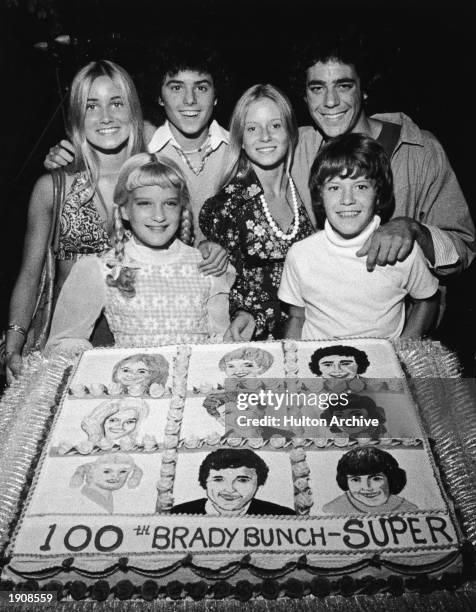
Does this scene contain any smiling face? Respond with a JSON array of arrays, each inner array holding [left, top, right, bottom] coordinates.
[[224, 359, 262, 379], [159, 70, 216, 145], [84, 75, 132, 151], [90, 462, 132, 490], [318, 355, 359, 379], [322, 175, 376, 239], [206, 466, 259, 513], [116, 360, 151, 389], [242, 98, 289, 170], [121, 185, 182, 249], [103, 409, 139, 440], [347, 472, 390, 507], [305, 60, 366, 138]]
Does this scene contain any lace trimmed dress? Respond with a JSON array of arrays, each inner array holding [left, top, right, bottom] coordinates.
[[199, 170, 314, 339], [47, 239, 234, 350]]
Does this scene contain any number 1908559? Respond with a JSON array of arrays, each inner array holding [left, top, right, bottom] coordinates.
[[0, 592, 56, 604]]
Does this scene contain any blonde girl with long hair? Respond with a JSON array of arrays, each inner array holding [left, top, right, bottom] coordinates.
[[199, 84, 314, 342], [6, 60, 145, 380]]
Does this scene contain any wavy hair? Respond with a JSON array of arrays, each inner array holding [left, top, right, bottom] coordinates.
[[68, 60, 144, 196], [219, 84, 298, 189], [218, 347, 274, 374], [309, 345, 370, 376], [70, 453, 143, 489], [112, 353, 170, 391], [81, 398, 149, 446]]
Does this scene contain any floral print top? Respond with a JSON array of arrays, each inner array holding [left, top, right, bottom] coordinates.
[[199, 170, 314, 338], [57, 172, 110, 260]]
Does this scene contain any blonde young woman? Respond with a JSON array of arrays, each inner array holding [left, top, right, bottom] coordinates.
[[199, 84, 314, 341], [6, 60, 145, 380]]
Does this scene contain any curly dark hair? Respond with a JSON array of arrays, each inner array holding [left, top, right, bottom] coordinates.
[[290, 28, 378, 97], [154, 36, 229, 99], [309, 133, 395, 228], [198, 449, 269, 489], [309, 345, 370, 376], [336, 447, 407, 494]]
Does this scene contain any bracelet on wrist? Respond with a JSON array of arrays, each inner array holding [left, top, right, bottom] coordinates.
[[7, 324, 27, 337]]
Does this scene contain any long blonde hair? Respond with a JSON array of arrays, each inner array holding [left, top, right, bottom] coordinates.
[[219, 84, 298, 189], [68, 60, 145, 188]]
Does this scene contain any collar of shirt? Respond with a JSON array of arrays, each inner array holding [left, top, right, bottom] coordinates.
[[147, 120, 229, 154], [370, 112, 423, 147], [324, 215, 381, 249], [124, 237, 188, 265]]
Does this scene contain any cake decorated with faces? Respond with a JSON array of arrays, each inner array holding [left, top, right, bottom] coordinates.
[[1, 339, 466, 601]]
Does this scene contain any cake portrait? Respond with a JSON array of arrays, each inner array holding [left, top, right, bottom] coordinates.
[[309, 345, 370, 391], [204, 346, 275, 417], [0, 0, 471, 595], [218, 346, 274, 379], [69, 453, 143, 513], [202, 391, 295, 441], [111, 353, 170, 396], [322, 447, 418, 514], [80, 398, 150, 449], [201, 347, 289, 439], [170, 448, 295, 516], [186, 343, 286, 393], [320, 394, 387, 439]]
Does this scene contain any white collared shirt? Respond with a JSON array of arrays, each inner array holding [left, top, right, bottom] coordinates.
[[147, 120, 229, 155], [146, 121, 229, 244]]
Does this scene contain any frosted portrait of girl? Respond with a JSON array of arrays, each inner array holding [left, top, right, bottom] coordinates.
[[322, 447, 418, 514], [69, 453, 143, 513], [111, 352, 169, 396], [80, 398, 149, 450]]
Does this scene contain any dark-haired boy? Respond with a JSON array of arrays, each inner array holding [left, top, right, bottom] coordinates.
[[144, 44, 229, 245], [280, 133, 439, 340]]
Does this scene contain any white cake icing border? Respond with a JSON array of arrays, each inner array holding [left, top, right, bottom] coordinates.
[[2, 339, 464, 584], [156, 345, 191, 512]]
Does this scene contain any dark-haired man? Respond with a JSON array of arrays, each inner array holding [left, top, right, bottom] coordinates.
[[309, 345, 370, 379], [292, 36, 475, 276], [170, 448, 295, 516]]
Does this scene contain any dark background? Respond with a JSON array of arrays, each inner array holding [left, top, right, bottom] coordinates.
[[1, 0, 474, 372]]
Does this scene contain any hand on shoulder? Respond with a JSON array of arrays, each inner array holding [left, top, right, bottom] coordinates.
[[44, 139, 75, 171], [356, 217, 425, 271]]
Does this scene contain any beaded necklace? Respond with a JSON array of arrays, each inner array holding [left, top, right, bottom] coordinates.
[[260, 177, 300, 241], [173, 135, 212, 176]]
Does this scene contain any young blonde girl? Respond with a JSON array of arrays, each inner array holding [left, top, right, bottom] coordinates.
[[46, 154, 234, 351]]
